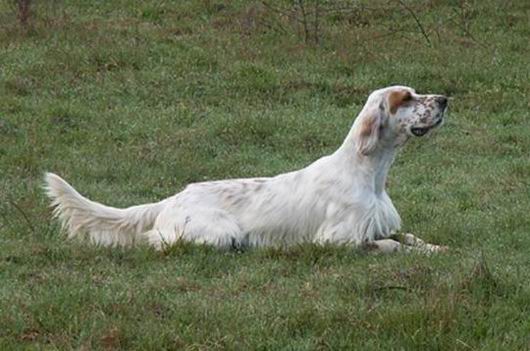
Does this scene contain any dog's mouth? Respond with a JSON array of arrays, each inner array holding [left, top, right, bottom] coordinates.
[[410, 118, 443, 137]]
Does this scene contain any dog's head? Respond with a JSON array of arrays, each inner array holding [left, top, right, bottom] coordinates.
[[354, 86, 448, 155]]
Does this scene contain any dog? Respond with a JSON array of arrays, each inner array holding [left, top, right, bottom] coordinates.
[[45, 85, 448, 254]]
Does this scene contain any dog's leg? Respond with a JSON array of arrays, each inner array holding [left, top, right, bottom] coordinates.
[[390, 233, 448, 254], [144, 206, 244, 250], [361, 239, 413, 254]]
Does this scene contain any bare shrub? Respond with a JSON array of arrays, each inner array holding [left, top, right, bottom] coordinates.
[[262, 0, 325, 45]]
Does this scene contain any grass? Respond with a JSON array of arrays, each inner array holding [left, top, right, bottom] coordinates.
[[1, 0, 529, 349]]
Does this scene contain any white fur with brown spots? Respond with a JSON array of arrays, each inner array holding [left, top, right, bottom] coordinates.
[[45, 86, 448, 254]]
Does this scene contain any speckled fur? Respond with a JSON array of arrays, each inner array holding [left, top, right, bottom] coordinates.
[[45, 86, 448, 252]]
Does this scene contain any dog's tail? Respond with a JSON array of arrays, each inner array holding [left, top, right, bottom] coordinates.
[[44, 172, 167, 247]]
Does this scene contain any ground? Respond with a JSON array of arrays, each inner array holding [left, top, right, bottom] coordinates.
[[0, 0, 529, 349]]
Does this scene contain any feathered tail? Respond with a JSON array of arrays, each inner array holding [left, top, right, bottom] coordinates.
[[44, 172, 166, 247]]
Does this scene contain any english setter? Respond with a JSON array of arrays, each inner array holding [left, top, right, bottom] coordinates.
[[45, 86, 448, 254]]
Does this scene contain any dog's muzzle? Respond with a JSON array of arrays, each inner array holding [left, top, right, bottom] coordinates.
[[410, 118, 444, 137]]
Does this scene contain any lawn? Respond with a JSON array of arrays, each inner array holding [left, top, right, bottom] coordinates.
[[1, 0, 529, 349]]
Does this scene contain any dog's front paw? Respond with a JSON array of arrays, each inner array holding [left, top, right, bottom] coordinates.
[[426, 244, 449, 254]]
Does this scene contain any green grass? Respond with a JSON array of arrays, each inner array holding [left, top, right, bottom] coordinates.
[[1, 0, 529, 349]]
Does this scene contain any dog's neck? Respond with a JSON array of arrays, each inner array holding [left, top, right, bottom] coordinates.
[[334, 132, 398, 195]]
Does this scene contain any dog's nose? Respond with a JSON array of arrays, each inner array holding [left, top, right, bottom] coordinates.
[[436, 96, 448, 109]]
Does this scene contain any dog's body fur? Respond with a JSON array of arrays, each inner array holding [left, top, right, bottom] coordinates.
[[45, 86, 448, 253]]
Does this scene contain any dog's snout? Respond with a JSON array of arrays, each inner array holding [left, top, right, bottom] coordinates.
[[436, 96, 448, 109]]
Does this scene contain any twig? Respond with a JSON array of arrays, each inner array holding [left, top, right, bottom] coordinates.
[[396, 0, 432, 47], [296, 0, 310, 44], [455, 338, 475, 350], [8, 199, 36, 235], [313, 0, 321, 44], [449, 7, 489, 49], [261, 1, 305, 25], [0, 210, 9, 231], [259, 18, 289, 35], [372, 285, 409, 291], [16, 0, 32, 27]]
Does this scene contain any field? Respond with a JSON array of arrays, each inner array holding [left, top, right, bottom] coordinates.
[[1, 0, 529, 349]]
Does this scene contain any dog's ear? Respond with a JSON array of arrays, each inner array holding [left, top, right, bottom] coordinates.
[[387, 89, 412, 114], [355, 103, 385, 156]]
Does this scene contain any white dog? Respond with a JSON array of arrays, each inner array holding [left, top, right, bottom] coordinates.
[[45, 86, 448, 254]]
